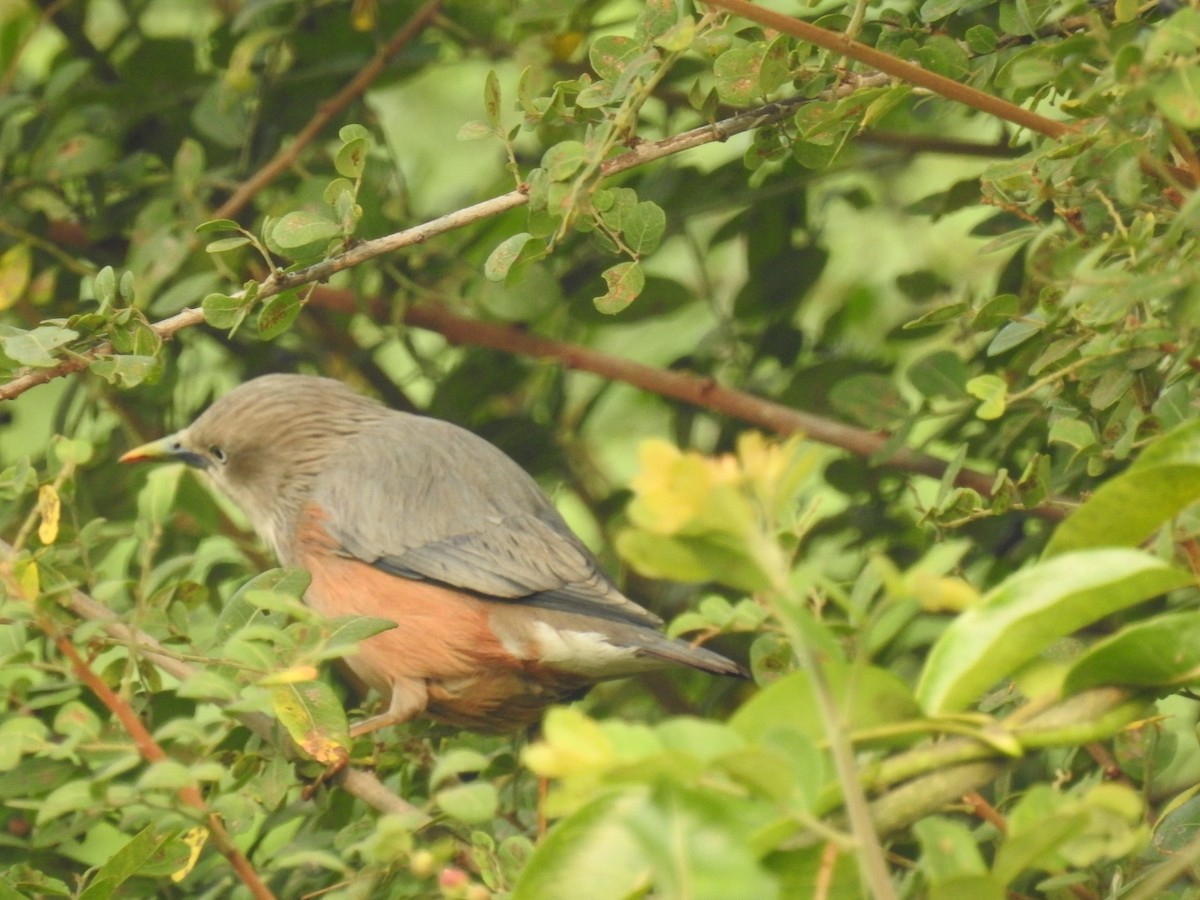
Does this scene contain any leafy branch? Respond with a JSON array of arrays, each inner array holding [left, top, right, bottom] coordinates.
[[0, 538, 430, 825]]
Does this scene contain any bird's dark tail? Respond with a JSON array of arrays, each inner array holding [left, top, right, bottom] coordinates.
[[637, 632, 751, 679]]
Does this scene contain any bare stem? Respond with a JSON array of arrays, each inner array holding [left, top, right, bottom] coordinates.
[[212, 0, 444, 221], [702, 0, 1075, 139]]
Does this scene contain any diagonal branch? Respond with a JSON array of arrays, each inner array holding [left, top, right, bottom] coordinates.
[[391, 297, 1071, 521], [702, 0, 1075, 140], [213, 0, 444, 221]]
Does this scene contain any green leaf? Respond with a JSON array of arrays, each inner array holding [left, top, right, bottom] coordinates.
[[617, 529, 770, 593], [435, 781, 498, 824], [995, 46, 1058, 88], [1047, 417, 1096, 451], [714, 44, 766, 105], [256, 291, 303, 340], [204, 236, 251, 254], [511, 792, 649, 900], [593, 261, 644, 314], [200, 293, 250, 332], [930, 877, 1007, 900], [483, 68, 502, 127], [0, 243, 32, 311], [430, 748, 491, 789], [653, 16, 695, 53], [77, 825, 185, 900], [175, 669, 240, 702], [137, 760, 196, 791], [194, 219, 242, 234], [916, 549, 1191, 714], [1045, 420, 1200, 557], [987, 313, 1044, 356], [993, 795, 1090, 884], [334, 137, 368, 179], [321, 615, 396, 648], [92, 266, 117, 307], [965, 374, 1007, 420], [88, 355, 162, 387], [973, 293, 1021, 328], [637, 0, 678, 41], [914, 817, 989, 881], [542, 141, 587, 181], [1064, 612, 1200, 693], [0, 717, 48, 772], [0, 324, 77, 367], [1146, 8, 1200, 60], [271, 211, 341, 250], [732, 665, 919, 746], [904, 302, 969, 329], [621, 201, 666, 254], [590, 35, 642, 82], [908, 350, 969, 399], [917, 35, 971, 78], [271, 681, 350, 765], [965, 25, 998, 54], [457, 120, 494, 141], [215, 568, 309, 643], [484, 232, 535, 282], [338, 123, 370, 143], [1089, 367, 1133, 410], [920, 0, 970, 22], [829, 373, 907, 429], [1154, 68, 1200, 129]]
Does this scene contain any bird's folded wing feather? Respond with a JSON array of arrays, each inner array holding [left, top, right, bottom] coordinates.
[[310, 417, 663, 628]]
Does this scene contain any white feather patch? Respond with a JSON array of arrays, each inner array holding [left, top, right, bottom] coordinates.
[[528, 622, 656, 677]]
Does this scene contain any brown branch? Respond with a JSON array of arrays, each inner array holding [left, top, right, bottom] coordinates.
[[212, 0, 444, 221], [384, 296, 1069, 521], [0, 559, 274, 896], [0, 540, 431, 826], [50, 634, 277, 900], [962, 790, 1007, 832], [702, 0, 1075, 140]]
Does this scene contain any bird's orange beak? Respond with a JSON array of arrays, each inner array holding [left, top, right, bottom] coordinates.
[[119, 434, 185, 464]]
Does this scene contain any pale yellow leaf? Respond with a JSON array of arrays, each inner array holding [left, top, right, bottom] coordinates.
[[37, 484, 60, 545], [171, 826, 208, 882]]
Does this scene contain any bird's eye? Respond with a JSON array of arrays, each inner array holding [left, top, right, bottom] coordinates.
[[209, 445, 227, 464]]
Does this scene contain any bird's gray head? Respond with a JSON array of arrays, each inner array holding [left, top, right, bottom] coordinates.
[[121, 374, 387, 560]]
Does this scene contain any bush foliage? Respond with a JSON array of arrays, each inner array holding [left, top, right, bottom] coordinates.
[[4, 0, 1200, 896]]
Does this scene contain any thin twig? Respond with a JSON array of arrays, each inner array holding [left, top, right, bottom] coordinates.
[[702, 0, 1075, 140], [962, 791, 1007, 832], [213, 0, 444, 221]]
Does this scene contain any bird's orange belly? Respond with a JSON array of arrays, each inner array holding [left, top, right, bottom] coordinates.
[[297, 528, 588, 730]]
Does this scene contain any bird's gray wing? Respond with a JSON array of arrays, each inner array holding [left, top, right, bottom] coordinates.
[[310, 415, 663, 628]]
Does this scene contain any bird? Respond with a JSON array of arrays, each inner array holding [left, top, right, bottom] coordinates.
[[121, 374, 747, 735]]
